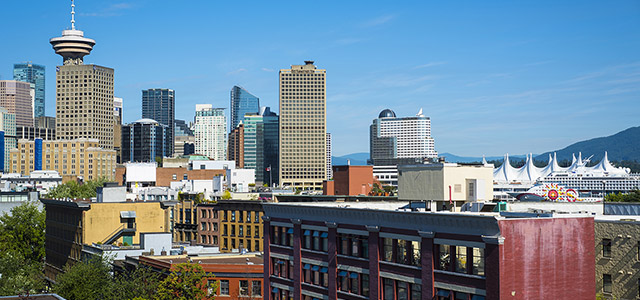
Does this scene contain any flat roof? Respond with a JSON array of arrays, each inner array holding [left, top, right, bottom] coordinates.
[[148, 253, 263, 265]]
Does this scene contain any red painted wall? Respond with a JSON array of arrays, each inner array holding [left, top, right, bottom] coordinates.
[[497, 217, 595, 299]]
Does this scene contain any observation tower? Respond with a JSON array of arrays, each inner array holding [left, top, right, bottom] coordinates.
[[49, 0, 95, 65]]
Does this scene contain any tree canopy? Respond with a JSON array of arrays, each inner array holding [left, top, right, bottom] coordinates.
[[155, 262, 217, 300], [0, 202, 45, 262], [605, 190, 640, 202], [45, 177, 108, 199]]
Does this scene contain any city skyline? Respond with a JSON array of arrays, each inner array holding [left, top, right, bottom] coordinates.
[[0, 1, 638, 157]]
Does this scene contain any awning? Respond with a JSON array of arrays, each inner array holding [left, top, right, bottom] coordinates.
[[120, 211, 136, 218], [471, 296, 486, 300], [287, 228, 294, 234], [303, 264, 311, 270], [320, 267, 328, 273], [320, 232, 328, 238], [272, 287, 279, 293], [349, 273, 359, 279], [313, 231, 320, 237], [338, 271, 348, 277], [277, 261, 285, 264], [456, 292, 469, 300], [304, 230, 311, 236], [311, 265, 320, 271]]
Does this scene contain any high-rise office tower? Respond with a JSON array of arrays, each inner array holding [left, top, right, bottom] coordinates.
[[0, 81, 33, 127], [121, 119, 172, 163], [369, 108, 437, 165], [194, 104, 226, 160], [228, 123, 244, 168], [279, 61, 326, 190], [50, 2, 114, 149], [13, 63, 45, 119], [244, 107, 279, 185], [142, 89, 175, 154], [326, 132, 332, 180], [174, 119, 195, 156], [0, 108, 16, 172], [230, 86, 259, 131]]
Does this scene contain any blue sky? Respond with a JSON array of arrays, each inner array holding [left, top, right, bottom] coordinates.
[[1, 0, 639, 156]]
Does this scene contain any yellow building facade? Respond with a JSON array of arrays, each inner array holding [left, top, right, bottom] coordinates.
[[10, 138, 116, 181], [218, 200, 264, 253]]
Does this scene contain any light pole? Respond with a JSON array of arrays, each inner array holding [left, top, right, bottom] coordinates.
[[602, 180, 606, 200]]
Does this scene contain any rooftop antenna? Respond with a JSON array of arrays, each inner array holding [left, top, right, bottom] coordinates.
[[71, 0, 76, 30]]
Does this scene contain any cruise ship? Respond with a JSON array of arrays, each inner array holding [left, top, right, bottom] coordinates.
[[493, 152, 640, 201]]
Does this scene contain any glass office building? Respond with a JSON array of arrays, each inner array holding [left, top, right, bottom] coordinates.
[[230, 86, 259, 130], [142, 89, 175, 154], [244, 107, 279, 186], [13, 63, 45, 119]]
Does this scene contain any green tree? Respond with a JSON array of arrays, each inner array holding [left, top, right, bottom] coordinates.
[[53, 256, 115, 300], [0, 251, 45, 296], [221, 190, 232, 200], [605, 190, 640, 202], [0, 202, 45, 262], [113, 266, 162, 300], [45, 177, 108, 199], [154, 262, 217, 300]]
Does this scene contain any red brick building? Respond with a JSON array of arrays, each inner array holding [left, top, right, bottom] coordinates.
[[114, 166, 225, 187], [262, 201, 595, 300], [139, 254, 264, 298], [324, 165, 379, 196]]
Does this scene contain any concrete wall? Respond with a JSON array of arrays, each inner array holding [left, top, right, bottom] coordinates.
[[83, 202, 169, 245], [498, 216, 595, 299], [398, 164, 493, 201], [595, 220, 640, 299]]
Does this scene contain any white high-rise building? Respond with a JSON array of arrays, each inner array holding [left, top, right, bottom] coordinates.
[[194, 104, 227, 160], [369, 108, 437, 165]]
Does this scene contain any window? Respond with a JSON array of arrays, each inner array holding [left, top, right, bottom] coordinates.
[[397, 281, 408, 300], [239, 280, 249, 296], [411, 283, 421, 300], [252, 280, 262, 297], [456, 246, 467, 273], [397, 240, 408, 264], [472, 248, 484, 276], [220, 280, 229, 295], [383, 238, 393, 262], [603, 274, 612, 293], [383, 278, 394, 300], [439, 244, 450, 271], [603, 239, 612, 257], [207, 279, 217, 296], [231, 211, 236, 222]]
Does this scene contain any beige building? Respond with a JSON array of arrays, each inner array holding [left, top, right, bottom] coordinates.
[[0, 108, 16, 172], [398, 162, 494, 207], [10, 138, 116, 181], [595, 215, 640, 299], [41, 199, 173, 282], [278, 61, 327, 190], [0, 80, 33, 127], [55, 64, 114, 149]]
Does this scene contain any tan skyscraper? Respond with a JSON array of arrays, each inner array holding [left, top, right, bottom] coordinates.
[[279, 61, 327, 190], [0, 80, 33, 127], [50, 1, 114, 149]]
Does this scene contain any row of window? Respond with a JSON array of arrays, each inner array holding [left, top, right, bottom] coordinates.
[[437, 244, 484, 276], [222, 210, 261, 223], [222, 237, 260, 252], [222, 224, 259, 238], [208, 279, 261, 297]]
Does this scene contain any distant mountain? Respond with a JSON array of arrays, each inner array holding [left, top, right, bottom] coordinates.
[[535, 126, 640, 163], [332, 152, 369, 166], [439, 153, 529, 163]]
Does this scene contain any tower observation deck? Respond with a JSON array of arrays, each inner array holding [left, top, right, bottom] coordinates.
[[49, 0, 95, 65]]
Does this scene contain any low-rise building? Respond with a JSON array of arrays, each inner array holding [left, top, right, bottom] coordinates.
[[262, 201, 595, 300], [197, 203, 220, 247], [398, 162, 494, 210], [213, 168, 256, 193], [324, 165, 378, 196], [41, 198, 174, 282], [10, 138, 116, 181], [217, 200, 264, 253], [595, 215, 640, 299], [137, 253, 264, 298]]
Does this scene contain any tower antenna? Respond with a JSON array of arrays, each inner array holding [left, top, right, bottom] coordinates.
[[71, 0, 76, 30]]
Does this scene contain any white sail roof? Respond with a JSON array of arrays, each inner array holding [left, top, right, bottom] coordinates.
[[493, 151, 630, 183]]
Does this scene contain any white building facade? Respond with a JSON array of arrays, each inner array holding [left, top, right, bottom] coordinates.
[[369, 108, 437, 166], [194, 104, 227, 160]]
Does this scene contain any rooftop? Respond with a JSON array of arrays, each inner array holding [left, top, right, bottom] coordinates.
[[147, 253, 263, 265]]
